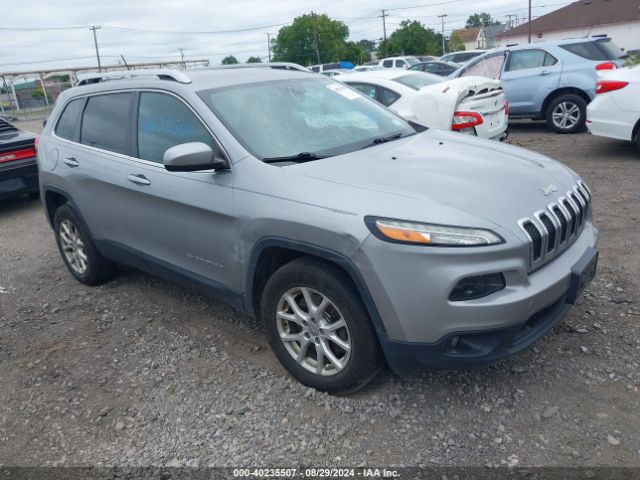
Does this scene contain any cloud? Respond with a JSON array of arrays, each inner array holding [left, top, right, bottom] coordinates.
[[0, 0, 570, 73]]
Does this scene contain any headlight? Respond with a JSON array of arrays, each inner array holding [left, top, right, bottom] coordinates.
[[366, 217, 504, 247]]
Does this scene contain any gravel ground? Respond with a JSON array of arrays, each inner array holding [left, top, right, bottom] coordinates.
[[0, 120, 639, 468]]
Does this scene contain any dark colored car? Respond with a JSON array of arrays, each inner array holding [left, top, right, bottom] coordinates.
[[0, 118, 38, 200], [409, 61, 459, 76]]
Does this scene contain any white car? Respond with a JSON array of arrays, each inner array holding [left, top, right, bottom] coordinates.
[[378, 56, 420, 69], [587, 65, 640, 152], [352, 65, 384, 72], [337, 70, 509, 141]]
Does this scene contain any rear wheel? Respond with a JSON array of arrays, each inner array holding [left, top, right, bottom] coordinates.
[[545, 94, 587, 134], [261, 257, 383, 395], [53, 204, 116, 285], [635, 126, 640, 154]]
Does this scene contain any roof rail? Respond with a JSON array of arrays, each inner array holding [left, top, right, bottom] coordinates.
[[76, 69, 191, 86], [204, 62, 311, 73]]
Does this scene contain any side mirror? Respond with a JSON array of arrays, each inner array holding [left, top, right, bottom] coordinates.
[[163, 142, 228, 172]]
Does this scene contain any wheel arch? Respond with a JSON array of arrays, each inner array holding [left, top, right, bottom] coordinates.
[[632, 117, 640, 143], [541, 87, 591, 117], [245, 237, 387, 336], [43, 185, 72, 227]]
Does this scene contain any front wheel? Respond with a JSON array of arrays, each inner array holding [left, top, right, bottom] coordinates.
[[545, 94, 587, 134], [260, 257, 383, 395]]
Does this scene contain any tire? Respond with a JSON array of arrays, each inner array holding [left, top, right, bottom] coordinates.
[[53, 203, 116, 286], [545, 93, 587, 134], [260, 257, 383, 395], [635, 128, 640, 154]]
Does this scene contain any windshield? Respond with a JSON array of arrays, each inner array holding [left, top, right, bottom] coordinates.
[[393, 73, 443, 90], [405, 57, 420, 66], [198, 77, 415, 160]]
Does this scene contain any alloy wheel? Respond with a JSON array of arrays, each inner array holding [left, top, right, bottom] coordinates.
[[276, 287, 352, 376], [551, 101, 581, 130], [59, 219, 88, 274]]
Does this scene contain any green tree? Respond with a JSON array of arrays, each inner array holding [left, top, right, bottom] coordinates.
[[357, 39, 377, 54], [448, 31, 466, 52], [246, 56, 262, 63], [465, 13, 500, 28], [378, 20, 442, 57], [221, 55, 239, 65], [272, 12, 349, 65], [31, 87, 44, 99], [340, 41, 368, 64]]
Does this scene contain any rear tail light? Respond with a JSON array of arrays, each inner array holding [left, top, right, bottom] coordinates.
[[596, 80, 629, 94], [451, 111, 483, 131], [595, 62, 617, 71], [504, 99, 509, 116], [0, 147, 37, 164]]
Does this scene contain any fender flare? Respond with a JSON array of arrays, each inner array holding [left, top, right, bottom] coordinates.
[[244, 236, 387, 336]]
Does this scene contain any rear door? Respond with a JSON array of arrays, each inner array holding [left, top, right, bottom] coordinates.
[[500, 48, 561, 116]]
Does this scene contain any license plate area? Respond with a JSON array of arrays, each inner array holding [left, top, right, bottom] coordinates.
[[566, 247, 598, 304]]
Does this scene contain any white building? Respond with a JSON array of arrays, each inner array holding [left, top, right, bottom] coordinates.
[[496, 0, 640, 53]]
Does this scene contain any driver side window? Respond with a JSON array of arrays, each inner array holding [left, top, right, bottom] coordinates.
[[137, 92, 215, 164], [461, 54, 506, 80]]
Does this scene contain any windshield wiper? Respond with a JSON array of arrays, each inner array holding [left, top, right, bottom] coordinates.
[[361, 132, 414, 150], [262, 152, 327, 164]]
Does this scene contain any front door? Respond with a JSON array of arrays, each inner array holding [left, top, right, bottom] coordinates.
[[501, 48, 561, 116]]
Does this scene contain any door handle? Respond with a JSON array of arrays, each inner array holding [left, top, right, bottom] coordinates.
[[539, 70, 552, 76], [127, 174, 151, 186], [63, 157, 80, 167]]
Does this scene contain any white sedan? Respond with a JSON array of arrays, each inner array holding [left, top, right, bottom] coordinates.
[[587, 65, 640, 152], [337, 70, 508, 141]]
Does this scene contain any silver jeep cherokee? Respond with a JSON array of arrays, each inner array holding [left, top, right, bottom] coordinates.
[[37, 67, 598, 394]]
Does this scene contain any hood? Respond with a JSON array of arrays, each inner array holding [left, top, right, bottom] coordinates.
[[287, 129, 580, 230], [412, 76, 503, 129]]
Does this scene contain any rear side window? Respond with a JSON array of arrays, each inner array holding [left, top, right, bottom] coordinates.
[[560, 40, 625, 61], [137, 92, 214, 164], [383, 60, 393, 68], [347, 83, 377, 100], [506, 49, 558, 71], [81, 93, 132, 154], [378, 87, 400, 107], [55, 99, 83, 141]]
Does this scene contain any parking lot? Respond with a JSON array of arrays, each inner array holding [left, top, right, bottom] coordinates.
[[0, 121, 639, 468]]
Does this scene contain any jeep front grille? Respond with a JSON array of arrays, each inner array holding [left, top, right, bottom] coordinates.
[[518, 181, 591, 270]]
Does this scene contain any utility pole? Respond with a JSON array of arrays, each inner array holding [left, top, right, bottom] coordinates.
[[120, 54, 130, 70], [179, 48, 186, 69], [506, 14, 514, 29], [380, 10, 388, 43], [90, 26, 102, 72], [527, 0, 532, 43], [311, 12, 321, 65], [438, 14, 447, 54], [265, 33, 272, 62]]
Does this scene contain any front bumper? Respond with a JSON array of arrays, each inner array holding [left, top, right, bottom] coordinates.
[[380, 290, 572, 373], [356, 221, 598, 372], [0, 158, 38, 199]]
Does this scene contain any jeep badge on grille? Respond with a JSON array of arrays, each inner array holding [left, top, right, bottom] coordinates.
[[540, 184, 558, 196]]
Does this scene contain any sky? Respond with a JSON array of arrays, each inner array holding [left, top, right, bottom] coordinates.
[[0, 0, 574, 74]]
